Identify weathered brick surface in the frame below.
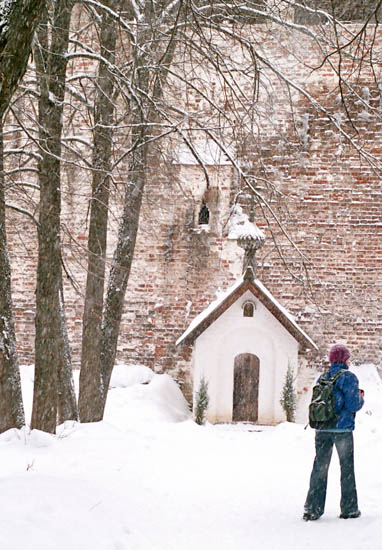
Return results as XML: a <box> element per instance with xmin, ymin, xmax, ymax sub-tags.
<box><xmin>5</xmin><ymin>20</ymin><xmax>382</xmax><ymax>397</ymax></box>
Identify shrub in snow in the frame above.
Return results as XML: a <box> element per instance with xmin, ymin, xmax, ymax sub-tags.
<box><xmin>280</xmin><ymin>366</ymin><xmax>297</xmax><ymax>423</ymax></box>
<box><xmin>194</xmin><ymin>377</ymin><xmax>210</xmax><ymax>425</ymax></box>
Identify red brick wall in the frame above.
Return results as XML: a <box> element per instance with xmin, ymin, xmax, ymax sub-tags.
<box><xmin>5</xmin><ymin>20</ymin><xmax>382</xmax><ymax>397</ymax></box>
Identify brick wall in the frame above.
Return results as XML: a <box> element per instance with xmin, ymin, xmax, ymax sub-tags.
<box><xmin>5</xmin><ymin>19</ymin><xmax>382</xmax><ymax>396</ymax></box>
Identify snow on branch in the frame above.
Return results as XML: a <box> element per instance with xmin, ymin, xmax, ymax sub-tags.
<box><xmin>80</xmin><ymin>0</ymin><xmax>134</xmax><ymax>38</ymax></box>
<box><xmin>0</xmin><ymin>0</ymin><xmax>13</xmax><ymax>37</ymax></box>
<box><xmin>5</xmin><ymin>203</ymin><xmax>39</xmax><ymax>225</ymax></box>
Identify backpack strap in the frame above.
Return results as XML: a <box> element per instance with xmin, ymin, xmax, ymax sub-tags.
<box><xmin>329</xmin><ymin>369</ymin><xmax>347</xmax><ymax>413</ymax></box>
<box><xmin>328</xmin><ymin>369</ymin><xmax>347</xmax><ymax>385</ymax></box>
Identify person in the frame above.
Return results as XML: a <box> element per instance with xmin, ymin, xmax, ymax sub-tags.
<box><xmin>303</xmin><ymin>343</ymin><xmax>364</xmax><ymax>521</ymax></box>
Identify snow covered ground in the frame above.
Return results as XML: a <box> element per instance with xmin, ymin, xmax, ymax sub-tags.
<box><xmin>1</xmin><ymin>362</ymin><xmax>381</xmax><ymax>550</ymax></box>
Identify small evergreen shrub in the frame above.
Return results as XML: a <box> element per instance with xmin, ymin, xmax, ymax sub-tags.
<box><xmin>195</xmin><ymin>376</ymin><xmax>210</xmax><ymax>425</ymax></box>
<box><xmin>280</xmin><ymin>366</ymin><xmax>297</xmax><ymax>422</ymax></box>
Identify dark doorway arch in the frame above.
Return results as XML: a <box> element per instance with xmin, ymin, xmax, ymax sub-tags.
<box><xmin>233</xmin><ymin>353</ymin><xmax>260</xmax><ymax>422</ymax></box>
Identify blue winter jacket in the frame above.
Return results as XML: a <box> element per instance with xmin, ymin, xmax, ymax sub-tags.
<box><xmin>317</xmin><ymin>362</ymin><xmax>364</xmax><ymax>431</ymax></box>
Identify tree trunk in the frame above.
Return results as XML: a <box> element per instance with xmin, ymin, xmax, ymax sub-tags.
<box><xmin>0</xmin><ymin>0</ymin><xmax>44</xmax><ymax>432</ymax></box>
<box><xmin>57</xmin><ymin>279</ymin><xmax>78</xmax><ymax>424</ymax></box>
<box><xmin>0</xmin><ymin>0</ymin><xmax>45</xmax><ymax>121</ymax></box>
<box><xmin>78</xmin><ymin>0</ymin><xmax>122</xmax><ymax>422</ymax></box>
<box><xmin>99</xmin><ymin>138</ymin><xmax>147</xmax><ymax>415</ymax></box>
<box><xmin>95</xmin><ymin>2</ymin><xmax>173</xmax><ymax>417</ymax></box>
<box><xmin>31</xmin><ymin>0</ymin><xmax>74</xmax><ymax>433</ymax></box>
<box><xmin>0</xmin><ymin>126</ymin><xmax>25</xmax><ymax>432</ymax></box>
<box><xmin>98</xmin><ymin>2</ymin><xmax>176</xmax><ymax>415</ymax></box>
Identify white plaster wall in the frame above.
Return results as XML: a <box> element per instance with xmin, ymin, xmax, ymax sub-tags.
<box><xmin>193</xmin><ymin>290</ymin><xmax>299</xmax><ymax>425</ymax></box>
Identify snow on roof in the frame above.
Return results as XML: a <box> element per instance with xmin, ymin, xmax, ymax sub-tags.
<box><xmin>176</xmin><ymin>268</ymin><xmax>318</xmax><ymax>350</ymax></box>
<box><xmin>253</xmin><ymin>279</ymin><xmax>318</xmax><ymax>350</ymax></box>
<box><xmin>176</xmin><ymin>276</ymin><xmax>244</xmax><ymax>346</ymax></box>
<box><xmin>227</xmin><ymin>205</ymin><xmax>266</xmax><ymax>242</ymax></box>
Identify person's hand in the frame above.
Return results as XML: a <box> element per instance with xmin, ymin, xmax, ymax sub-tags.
<box><xmin>359</xmin><ymin>389</ymin><xmax>365</xmax><ymax>398</ymax></box>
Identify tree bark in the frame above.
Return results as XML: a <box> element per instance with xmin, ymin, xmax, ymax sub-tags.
<box><xmin>31</xmin><ymin>0</ymin><xmax>75</xmax><ymax>433</ymax></box>
<box><xmin>0</xmin><ymin>126</ymin><xmax>25</xmax><ymax>432</ymax></box>
<box><xmin>80</xmin><ymin>0</ymin><xmax>177</xmax><ymax>418</ymax></box>
<box><xmin>57</xmin><ymin>279</ymin><xmax>78</xmax><ymax>424</ymax></box>
<box><xmin>0</xmin><ymin>0</ymin><xmax>46</xmax><ymax>120</ymax></box>
<box><xmin>78</xmin><ymin>0</ymin><xmax>122</xmax><ymax>423</ymax></box>
<box><xmin>0</xmin><ymin>0</ymin><xmax>44</xmax><ymax>432</ymax></box>
<box><xmin>98</xmin><ymin>5</ymin><xmax>154</xmax><ymax>414</ymax></box>
<box><xmin>99</xmin><ymin>134</ymin><xmax>148</xmax><ymax>415</ymax></box>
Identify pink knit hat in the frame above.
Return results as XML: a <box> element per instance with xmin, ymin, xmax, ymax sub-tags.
<box><xmin>329</xmin><ymin>344</ymin><xmax>351</xmax><ymax>364</ymax></box>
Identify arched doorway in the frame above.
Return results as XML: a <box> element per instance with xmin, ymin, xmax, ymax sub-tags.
<box><xmin>232</xmin><ymin>353</ymin><xmax>260</xmax><ymax>422</ymax></box>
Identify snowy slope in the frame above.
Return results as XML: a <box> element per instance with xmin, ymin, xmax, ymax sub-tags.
<box><xmin>0</xmin><ymin>363</ymin><xmax>381</xmax><ymax>550</ymax></box>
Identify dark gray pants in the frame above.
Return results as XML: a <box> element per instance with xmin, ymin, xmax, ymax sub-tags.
<box><xmin>304</xmin><ymin>431</ymin><xmax>359</xmax><ymax>517</ymax></box>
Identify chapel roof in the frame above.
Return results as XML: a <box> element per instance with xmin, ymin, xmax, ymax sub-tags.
<box><xmin>176</xmin><ymin>267</ymin><xmax>318</xmax><ymax>351</ymax></box>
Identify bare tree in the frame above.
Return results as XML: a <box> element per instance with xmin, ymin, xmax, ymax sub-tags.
<box><xmin>0</xmin><ymin>0</ymin><xmax>46</xmax><ymax>432</ymax></box>
<box><xmin>77</xmin><ymin>0</ymin><xmax>382</xmax><ymax>420</ymax></box>
<box><xmin>57</xmin><ymin>281</ymin><xmax>78</xmax><ymax>424</ymax></box>
<box><xmin>2</xmin><ymin>0</ymin><xmax>382</xmax><ymax>429</ymax></box>
<box><xmin>31</xmin><ymin>0</ymin><xmax>77</xmax><ymax>433</ymax></box>
<box><xmin>80</xmin><ymin>0</ymin><xmax>182</xmax><ymax>419</ymax></box>
<box><xmin>0</xmin><ymin>0</ymin><xmax>46</xmax><ymax>120</ymax></box>
<box><xmin>78</xmin><ymin>0</ymin><xmax>124</xmax><ymax>423</ymax></box>
<box><xmin>0</xmin><ymin>125</ymin><xmax>25</xmax><ymax>432</ymax></box>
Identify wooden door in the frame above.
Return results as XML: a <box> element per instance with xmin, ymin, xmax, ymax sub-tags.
<box><xmin>233</xmin><ymin>353</ymin><xmax>259</xmax><ymax>423</ymax></box>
